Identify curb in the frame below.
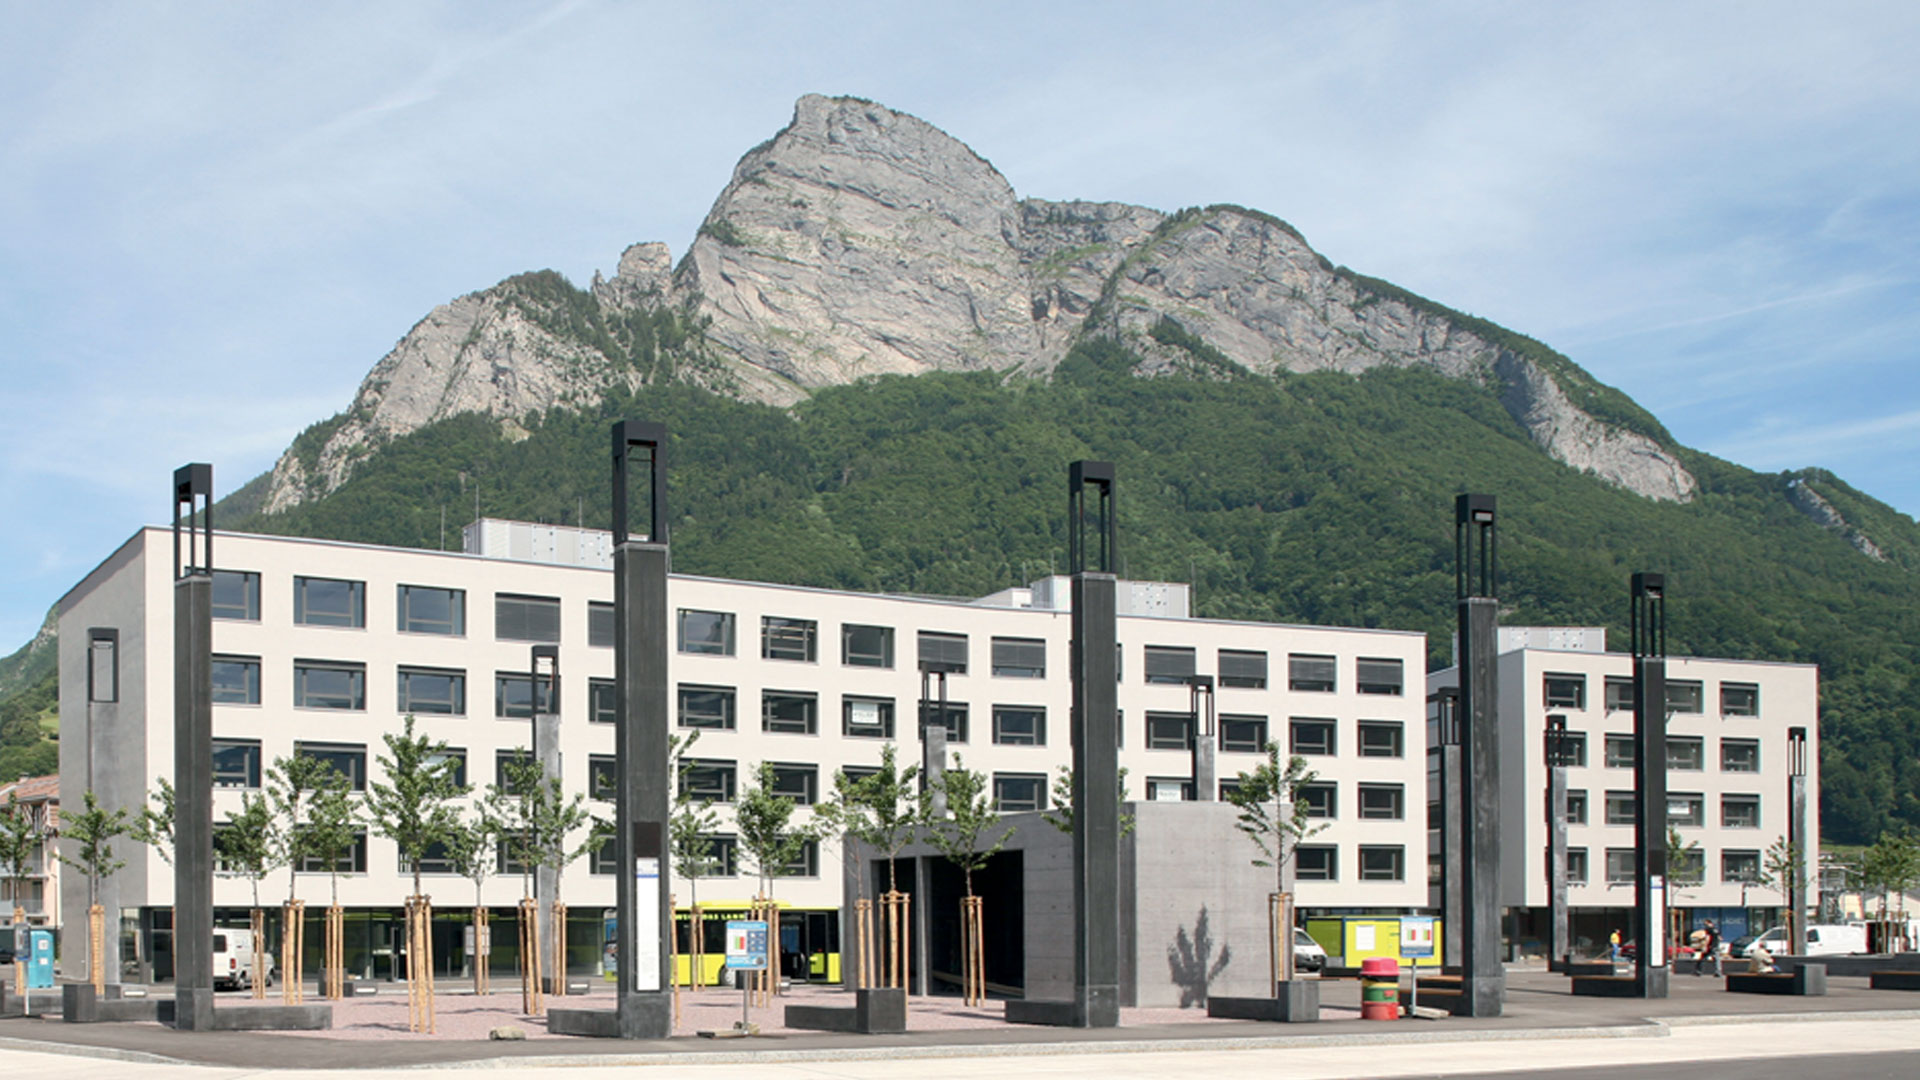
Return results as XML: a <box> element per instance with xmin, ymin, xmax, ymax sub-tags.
<box><xmin>0</xmin><ymin>1035</ymin><xmax>190</xmax><ymax>1067</ymax></box>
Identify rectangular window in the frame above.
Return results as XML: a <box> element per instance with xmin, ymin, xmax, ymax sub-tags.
<box><xmin>918</xmin><ymin>631</ymin><xmax>968</xmax><ymax>674</ymax></box>
<box><xmin>1668</xmin><ymin>792</ymin><xmax>1705</xmax><ymax>828</ymax></box>
<box><xmin>776</xmin><ymin>840</ymin><xmax>819</xmax><ymax>878</ymax></box>
<box><xmin>590</xmin><ymin>679</ymin><xmax>616</xmax><ymax>725</ymax></box>
<box><xmin>1357</xmin><ymin>721</ymin><xmax>1404</xmax><ymax>758</ymax></box>
<box><xmin>1721</xmin><ymin>682</ymin><xmax>1759</xmax><ymax>716</ymax></box>
<box><xmin>1667</xmin><ymin>736</ymin><xmax>1704</xmax><ymax>771</ymax></box>
<box><xmin>921</xmin><ymin>701</ymin><xmax>969</xmax><ymax>744</ymax></box>
<box><xmin>770</xmin><ymin>764</ymin><xmax>817</xmax><ymax>805</ymax></box>
<box><xmin>678</xmin><ymin>685</ymin><xmax>737</xmax><ymax>730</ymax></box>
<box><xmin>211</xmin><ymin>569</ymin><xmax>260</xmax><ymax>621</ymax></box>
<box><xmin>680</xmin><ymin>759</ymin><xmax>737</xmax><ymax>803</ymax></box>
<box><xmin>992</xmin><ymin>706</ymin><xmax>1046</xmax><ymax>746</ymax></box>
<box><xmin>296</xmin><ymin>742</ymin><xmax>368</xmax><ymax>791</ymax></box>
<box><xmin>588</xmin><ymin>602</ymin><xmax>615</xmax><ymax>648</ymax></box>
<box><xmin>993</xmin><ymin>773</ymin><xmax>1047</xmax><ymax>812</ymax></box>
<box><xmin>496</xmin><ymin>834</ymin><xmax>529</xmax><ymax>877</ymax></box>
<box><xmin>1567</xmin><ymin>847</ymin><xmax>1589</xmax><ymax>884</ymax></box>
<box><xmin>1721</xmin><ymin>738</ymin><xmax>1760</xmax><ymax>773</ymax></box>
<box><xmin>295</xmin><ymin>576</ymin><xmax>365</xmax><ymax>628</ymax></box>
<box><xmin>1673</xmin><ymin>848</ymin><xmax>1705</xmax><ymax>884</ymax></box>
<box><xmin>411</xmin><ymin>840</ymin><xmax>457</xmax><ymax>876</ymax></box>
<box><xmin>1148</xmin><ymin>777</ymin><xmax>1194</xmax><ymax>801</ymax></box>
<box><xmin>494</xmin><ymin>750</ymin><xmax>536</xmax><ymax>794</ymax></box>
<box><xmin>1604</xmin><ymin>734</ymin><xmax>1635</xmax><ymax>768</ymax></box>
<box><xmin>1605</xmin><ymin>848</ymin><xmax>1637</xmax><ymax>884</ymax></box>
<box><xmin>1604</xmin><ymin>677</ymin><xmax>1635</xmax><ymax>712</ymax></box>
<box><xmin>425</xmin><ymin>748</ymin><xmax>467</xmax><ymax>788</ymax></box>
<box><xmin>300</xmin><ymin>830</ymin><xmax>367</xmax><ymax>874</ymax></box>
<box><xmin>1566</xmin><ymin>790</ymin><xmax>1588</xmax><ymax>825</ymax></box>
<box><xmin>762</xmin><ymin>691</ymin><xmax>818</xmax><ymax>735</ymax></box>
<box><xmin>1544</xmin><ymin>673</ymin><xmax>1586</xmax><ymax>709</ymax></box>
<box><xmin>494</xmin><ymin>673</ymin><xmax>555</xmax><ymax>719</ymax></box>
<box><xmin>1722</xmin><ymin>849</ymin><xmax>1762</xmax><ymax>883</ymax></box>
<box><xmin>212</xmin><ymin>655</ymin><xmax>261</xmax><ymax>705</ymax></box>
<box><xmin>591</xmin><ymin>836</ymin><xmax>619</xmax><ymax>876</ymax></box>
<box><xmin>88</xmin><ymin>629</ymin><xmax>118</xmax><ymax>703</ymax></box>
<box><xmin>1722</xmin><ymin>794</ymin><xmax>1761</xmax><ymax>829</ymax></box>
<box><xmin>1288</xmin><ymin>654</ymin><xmax>1336</xmax><ymax>693</ymax></box>
<box><xmin>589</xmin><ymin>755</ymin><xmax>617</xmax><ymax>802</ymax></box>
<box><xmin>1296</xmin><ymin>845</ymin><xmax>1337</xmax><ymax>881</ymax></box>
<box><xmin>678</xmin><ymin>609</ymin><xmax>735</xmax><ymax>655</ymax></box>
<box><xmin>1143</xmin><ymin>646</ymin><xmax>1196</xmax><ymax>685</ymax></box>
<box><xmin>1667</xmin><ymin>680</ymin><xmax>1704</xmax><ymax>714</ymax></box>
<box><xmin>212</xmin><ymin>739</ymin><xmax>262</xmax><ymax>788</ymax></box>
<box><xmin>1358</xmin><ymin>784</ymin><xmax>1405</xmax><ymax>820</ymax></box>
<box><xmin>1557</xmin><ymin>732</ymin><xmax>1590</xmax><ymax>768</ymax></box>
<box><xmin>295</xmin><ymin>660</ymin><xmax>365</xmax><ymax>711</ymax></box>
<box><xmin>1356</xmin><ymin>658</ymin><xmax>1404</xmax><ymax>696</ymax></box>
<box><xmin>397</xmin><ymin>585</ymin><xmax>464</xmax><ymax>636</ymax></box>
<box><xmin>762</xmin><ymin>616</ymin><xmax>818</xmax><ymax>662</ymax></box>
<box><xmin>842</xmin><ymin>624</ymin><xmax>893</xmax><ymax>668</ymax></box>
<box><xmin>990</xmin><ymin>637</ymin><xmax>1047</xmax><ymax>678</ymax></box>
<box><xmin>1220</xmin><ymin>715</ymin><xmax>1268</xmax><ymax>754</ymax></box>
<box><xmin>1605</xmin><ymin>790</ymin><xmax>1637</xmax><ymax>826</ymax></box>
<box><xmin>1298</xmin><ymin>782</ymin><xmax>1337</xmax><ymax>819</ymax></box>
<box><xmin>1146</xmin><ymin>711</ymin><xmax>1192</xmax><ymax>750</ymax></box>
<box><xmin>495</xmin><ymin>594</ymin><xmax>560</xmax><ymax>643</ymax></box>
<box><xmin>397</xmin><ymin>667</ymin><xmax>465</xmax><ymax>715</ymax></box>
<box><xmin>1290</xmin><ymin>718</ymin><xmax>1336</xmax><ymax>756</ymax></box>
<box><xmin>693</xmin><ymin>836</ymin><xmax>739</xmax><ymax>877</ymax></box>
<box><xmin>1359</xmin><ymin>846</ymin><xmax>1405</xmax><ymax>881</ymax></box>
<box><xmin>844</xmin><ymin>697</ymin><xmax>895</xmax><ymax>739</ymax></box>
<box><xmin>1217</xmin><ymin>649</ymin><xmax>1268</xmax><ymax>689</ymax></box>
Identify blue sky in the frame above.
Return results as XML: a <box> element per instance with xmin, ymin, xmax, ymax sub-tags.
<box><xmin>4</xmin><ymin>1</ymin><xmax>1919</xmax><ymax>653</ymax></box>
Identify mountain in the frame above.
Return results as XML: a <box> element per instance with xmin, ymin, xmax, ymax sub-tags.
<box><xmin>11</xmin><ymin>95</ymin><xmax>1919</xmax><ymax>841</ymax></box>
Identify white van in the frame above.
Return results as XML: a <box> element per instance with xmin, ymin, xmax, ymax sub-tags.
<box><xmin>1293</xmin><ymin>929</ymin><xmax>1328</xmax><ymax>974</ymax></box>
<box><xmin>1739</xmin><ymin>924</ymin><xmax>1866</xmax><ymax>958</ymax></box>
<box><xmin>212</xmin><ymin>931</ymin><xmax>275</xmax><ymax>990</ymax></box>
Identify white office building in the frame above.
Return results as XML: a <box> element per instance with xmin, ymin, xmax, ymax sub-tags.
<box><xmin>58</xmin><ymin>521</ymin><xmax>1430</xmax><ymax>984</ymax></box>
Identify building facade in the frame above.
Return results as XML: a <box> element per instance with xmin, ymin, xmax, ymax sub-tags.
<box><xmin>59</xmin><ymin>522</ymin><xmax>1430</xmax><ymax>983</ymax></box>
<box><xmin>0</xmin><ymin>774</ymin><xmax>59</xmax><ymax>932</ymax></box>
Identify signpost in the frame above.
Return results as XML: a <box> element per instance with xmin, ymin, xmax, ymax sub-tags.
<box><xmin>1401</xmin><ymin>916</ymin><xmax>1436</xmax><ymax>1016</ymax></box>
<box><xmin>724</xmin><ymin>920</ymin><xmax>768</xmax><ymax>1036</ymax></box>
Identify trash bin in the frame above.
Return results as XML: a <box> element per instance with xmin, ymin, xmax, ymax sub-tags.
<box><xmin>1359</xmin><ymin>956</ymin><xmax>1399</xmax><ymax>1021</ymax></box>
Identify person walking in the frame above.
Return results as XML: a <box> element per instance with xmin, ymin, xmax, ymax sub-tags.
<box><xmin>1609</xmin><ymin>929</ymin><xmax>1622</xmax><ymax>963</ymax></box>
<box><xmin>1688</xmin><ymin>924</ymin><xmax>1709</xmax><ymax>974</ymax></box>
<box><xmin>1700</xmin><ymin>920</ymin><xmax>1723</xmax><ymax>976</ymax></box>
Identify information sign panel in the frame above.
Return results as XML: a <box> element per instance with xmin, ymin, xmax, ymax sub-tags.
<box><xmin>725</xmin><ymin>920</ymin><xmax>769</xmax><ymax>971</ymax></box>
<box><xmin>634</xmin><ymin>857</ymin><xmax>661</xmax><ymax>991</ymax></box>
<box><xmin>1401</xmin><ymin>916</ymin><xmax>1437</xmax><ymax>959</ymax></box>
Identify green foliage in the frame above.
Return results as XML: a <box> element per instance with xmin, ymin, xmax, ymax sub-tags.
<box><xmin>0</xmin><ymin>793</ymin><xmax>45</xmax><ymax>898</ymax></box>
<box><xmin>226</xmin><ymin>337</ymin><xmax>1920</xmax><ymax>845</ymax></box>
<box><xmin>923</xmin><ymin>756</ymin><xmax>1014</xmax><ymax>898</ymax></box>
<box><xmin>444</xmin><ymin>804</ymin><xmax>501</xmax><ymax>908</ymax></box>
<box><xmin>1859</xmin><ymin>827</ymin><xmax>1920</xmax><ymax>917</ymax></box>
<box><xmin>59</xmin><ymin>791</ymin><xmax>132</xmax><ymax>906</ymax></box>
<box><xmin>1042</xmin><ymin>764</ymin><xmax>1135</xmax><ymax>837</ymax></box>
<box><xmin>1761</xmin><ymin>836</ymin><xmax>1805</xmax><ymax>904</ymax></box>
<box><xmin>490</xmin><ymin>749</ymin><xmax>593</xmax><ymax>902</ymax></box>
<box><xmin>1667</xmin><ymin>825</ymin><xmax>1704</xmax><ymax>889</ymax></box>
<box><xmin>215</xmin><ymin>792</ymin><xmax>278</xmax><ymax>908</ymax></box>
<box><xmin>269</xmin><ymin>753</ymin><xmax>350</xmax><ymax>902</ymax></box>
<box><xmin>735</xmin><ymin>760</ymin><xmax>822</xmax><ymax>896</ymax></box>
<box><xmin>302</xmin><ymin>780</ymin><xmax>361</xmax><ymax>906</ymax></box>
<box><xmin>669</xmin><ymin>731</ymin><xmax>721</xmax><ymax>905</ymax></box>
<box><xmin>820</xmin><ymin>742</ymin><xmax>920</xmax><ymax>895</ymax></box>
<box><xmin>1225</xmin><ymin>744</ymin><xmax>1326</xmax><ymax>890</ymax></box>
<box><xmin>1147</xmin><ymin>316</ymin><xmax>1248</xmax><ymax>379</ymax></box>
<box><xmin>698</xmin><ymin>219</ymin><xmax>749</xmax><ymax>248</ymax></box>
<box><xmin>367</xmin><ymin>715</ymin><xmax>468</xmax><ymax>895</ymax></box>
<box><xmin>0</xmin><ymin>667</ymin><xmax>57</xmax><ymax>784</ymax></box>
<box><xmin>130</xmin><ymin>778</ymin><xmax>177</xmax><ymax>868</ymax></box>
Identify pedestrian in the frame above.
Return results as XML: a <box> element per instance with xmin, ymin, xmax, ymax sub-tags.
<box><xmin>1748</xmin><ymin>940</ymin><xmax>1774</xmax><ymax>974</ymax></box>
<box><xmin>1609</xmin><ymin>928</ymin><xmax>1622</xmax><ymax>963</ymax></box>
<box><xmin>1688</xmin><ymin>924</ymin><xmax>1709</xmax><ymax>974</ymax></box>
<box><xmin>1700</xmin><ymin>921</ymin><xmax>1723</xmax><ymax>976</ymax></box>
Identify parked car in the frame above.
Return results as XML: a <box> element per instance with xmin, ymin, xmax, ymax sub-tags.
<box><xmin>1293</xmin><ymin>929</ymin><xmax>1327</xmax><ymax>973</ymax></box>
<box><xmin>1736</xmin><ymin>924</ymin><xmax>1866</xmax><ymax>958</ymax></box>
<box><xmin>213</xmin><ymin>931</ymin><xmax>275</xmax><ymax>991</ymax></box>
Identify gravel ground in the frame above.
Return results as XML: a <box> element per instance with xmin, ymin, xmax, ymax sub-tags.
<box><xmin>245</xmin><ymin>983</ymin><xmax>1359</xmax><ymax>1041</ymax></box>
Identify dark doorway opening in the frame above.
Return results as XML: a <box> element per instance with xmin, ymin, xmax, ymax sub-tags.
<box><xmin>926</xmin><ymin>850</ymin><xmax>1024</xmax><ymax>998</ymax></box>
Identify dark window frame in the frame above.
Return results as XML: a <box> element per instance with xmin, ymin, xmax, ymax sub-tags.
<box><xmin>397</xmin><ymin>584</ymin><xmax>465</xmax><ymax>636</ymax></box>
<box><xmin>295</xmin><ymin>576</ymin><xmax>366</xmax><ymax>629</ymax></box>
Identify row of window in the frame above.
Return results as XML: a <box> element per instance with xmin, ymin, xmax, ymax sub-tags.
<box><xmin>1549</xmin><ymin>733</ymin><xmax>1764</xmax><ymax>773</ymax></box>
<box><xmin>1544</xmin><ymin>847</ymin><xmax>1777</xmax><ymax>886</ymax></box>
<box><xmin>1543</xmin><ymin>674</ymin><xmax>1761</xmax><ymax>717</ymax></box>
<box><xmin>1589</xmin><ymin>790</ymin><xmax>1765</xmax><ymax>829</ymax></box>
<box><xmin>219</xmin><ymin>828</ymin><xmax>820</xmax><ymax>880</ymax></box>
<box><xmin>1290</xmin><ymin>845</ymin><xmax>1407</xmax><ymax>882</ymax></box>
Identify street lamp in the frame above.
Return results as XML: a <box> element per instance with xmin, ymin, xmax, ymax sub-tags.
<box><xmin>1187</xmin><ymin>675</ymin><xmax>1216</xmax><ymax>802</ymax></box>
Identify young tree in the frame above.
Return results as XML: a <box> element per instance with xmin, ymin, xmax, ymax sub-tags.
<box><xmin>735</xmin><ymin>760</ymin><xmax>824</xmax><ymax>996</ymax></box>
<box><xmin>922</xmin><ymin>757</ymin><xmax>1013</xmax><ymax>1006</ymax></box>
<box><xmin>129</xmin><ymin>778</ymin><xmax>177</xmax><ymax>867</ymax></box>
<box><xmin>216</xmin><ymin>792</ymin><xmax>279</xmax><ymax>997</ymax></box>
<box><xmin>1761</xmin><ymin>836</ymin><xmax>1806</xmax><ymax>947</ymax></box>
<box><xmin>1041</xmin><ymin>764</ymin><xmax>1135</xmax><ymax>837</ymax></box>
<box><xmin>492</xmin><ymin>750</ymin><xmax>592</xmax><ymax>1008</ymax></box>
<box><xmin>1862</xmin><ymin>828</ymin><xmax>1920</xmax><ymax>951</ymax></box>
<box><xmin>269</xmin><ymin>754</ymin><xmax>345</xmax><ymax>999</ymax></box>
<box><xmin>300</xmin><ymin>779</ymin><xmax>360</xmax><ymax>999</ymax></box>
<box><xmin>819</xmin><ymin>744</ymin><xmax>919</xmax><ymax>991</ymax></box>
<box><xmin>365</xmin><ymin>715</ymin><xmax>466</xmax><ymax>1031</ymax></box>
<box><xmin>55</xmin><ymin>791</ymin><xmax>131</xmax><ymax>992</ymax></box>
<box><xmin>667</xmin><ymin>733</ymin><xmax>720</xmax><ymax>987</ymax></box>
<box><xmin>444</xmin><ymin>802</ymin><xmax>501</xmax><ymax>994</ymax></box>
<box><xmin>1666</xmin><ymin>825</ymin><xmax>1703</xmax><ymax>953</ymax></box>
<box><xmin>1225</xmin><ymin>743</ymin><xmax>1326</xmax><ymax>989</ymax></box>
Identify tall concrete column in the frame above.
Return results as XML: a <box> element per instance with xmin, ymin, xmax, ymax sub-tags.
<box><xmin>1454</xmin><ymin>494</ymin><xmax>1504</xmax><ymax>1016</ymax></box>
<box><xmin>1546</xmin><ymin>714</ymin><xmax>1571</xmax><ymax>970</ymax></box>
<box><xmin>1787</xmin><ymin>728</ymin><xmax>1809</xmax><ymax>957</ymax></box>
<box><xmin>531</xmin><ymin>645</ymin><xmax>561</xmax><ymax>993</ymax></box>
<box><xmin>1188</xmin><ymin>676</ymin><xmax>1216</xmax><ymax>802</ymax></box>
<box><xmin>1630</xmin><ymin>573</ymin><xmax>1670</xmax><ymax>999</ymax></box>
<box><xmin>552</xmin><ymin>421</ymin><xmax>670</xmax><ymax>1039</ymax></box>
<box><xmin>172</xmin><ymin>465</ymin><xmax>216</xmax><ymax>1031</ymax></box>
<box><xmin>1434</xmin><ymin>689</ymin><xmax>1463</xmax><ymax>971</ymax></box>
<box><xmin>919</xmin><ymin>668</ymin><xmax>952</xmax><ymax>818</ymax></box>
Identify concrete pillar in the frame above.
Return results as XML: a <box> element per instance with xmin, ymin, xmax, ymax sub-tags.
<box><xmin>1436</xmin><ymin>690</ymin><xmax>1463</xmax><ymax>971</ymax></box>
<box><xmin>1631</xmin><ymin>572</ymin><xmax>1670</xmax><ymax>999</ymax></box>
<box><xmin>1788</xmin><ymin>728</ymin><xmax>1809</xmax><ymax>957</ymax></box>
<box><xmin>920</xmin><ymin>670</ymin><xmax>950</xmax><ymax>818</ymax></box>
<box><xmin>1454</xmin><ymin>494</ymin><xmax>1503</xmax><ymax>1017</ymax></box>
<box><xmin>1189</xmin><ymin>677</ymin><xmax>1216</xmax><ymax>802</ymax></box>
<box><xmin>1071</xmin><ymin>571</ymin><xmax>1120</xmax><ymax>1027</ymax></box>
<box><xmin>1546</xmin><ymin>716</ymin><xmax>1570</xmax><ymax>968</ymax></box>
<box><xmin>171</xmin><ymin>465</ymin><xmax>216</xmax><ymax>1031</ymax></box>
<box><xmin>532</xmin><ymin>646</ymin><xmax>561</xmax><ymax>993</ymax></box>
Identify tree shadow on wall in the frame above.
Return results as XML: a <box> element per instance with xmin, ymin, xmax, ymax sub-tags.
<box><xmin>1167</xmin><ymin>906</ymin><xmax>1232</xmax><ymax>1008</ymax></box>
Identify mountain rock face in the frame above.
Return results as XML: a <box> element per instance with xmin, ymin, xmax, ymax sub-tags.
<box><xmin>262</xmin><ymin>93</ymin><xmax>1697</xmax><ymax>512</ymax></box>
<box><xmin>1788</xmin><ymin>477</ymin><xmax>1887</xmax><ymax>561</ymax></box>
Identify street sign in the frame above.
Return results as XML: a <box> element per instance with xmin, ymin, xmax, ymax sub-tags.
<box><xmin>725</xmin><ymin>920</ymin><xmax>768</xmax><ymax>971</ymax></box>
<box><xmin>634</xmin><ymin>856</ymin><xmax>661</xmax><ymax>991</ymax></box>
<box><xmin>1401</xmin><ymin>916</ymin><xmax>1437</xmax><ymax>959</ymax></box>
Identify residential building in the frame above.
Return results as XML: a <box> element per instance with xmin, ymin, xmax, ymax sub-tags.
<box><xmin>0</xmin><ymin>774</ymin><xmax>59</xmax><ymax>930</ymax></box>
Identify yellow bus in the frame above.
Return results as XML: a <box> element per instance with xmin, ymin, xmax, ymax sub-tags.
<box><xmin>603</xmin><ymin>903</ymin><xmax>843</xmax><ymax>986</ymax></box>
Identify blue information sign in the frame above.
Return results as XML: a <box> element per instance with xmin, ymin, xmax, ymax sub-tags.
<box><xmin>725</xmin><ymin>919</ymin><xmax>768</xmax><ymax>971</ymax></box>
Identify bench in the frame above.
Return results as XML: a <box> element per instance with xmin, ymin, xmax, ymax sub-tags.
<box><xmin>1570</xmin><ymin>975</ymin><xmax>1641</xmax><ymax>997</ymax></box>
<box><xmin>1206</xmin><ymin>980</ymin><xmax>1320</xmax><ymax>1023</ymax></box>
<box><xmin>784</xmin><ymin>988</ymin><xmax>906</xmax><ymax>1034</ymax></box>
<box><xmin>1869</xmin><ymin>970</ymin><xmax>1920</xmax><ymax>991</ymax></box>
<box><xmin>1726</xmin><ymin>963</ymin><xmax>1826</xmax><ymax>996</ymax></box>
